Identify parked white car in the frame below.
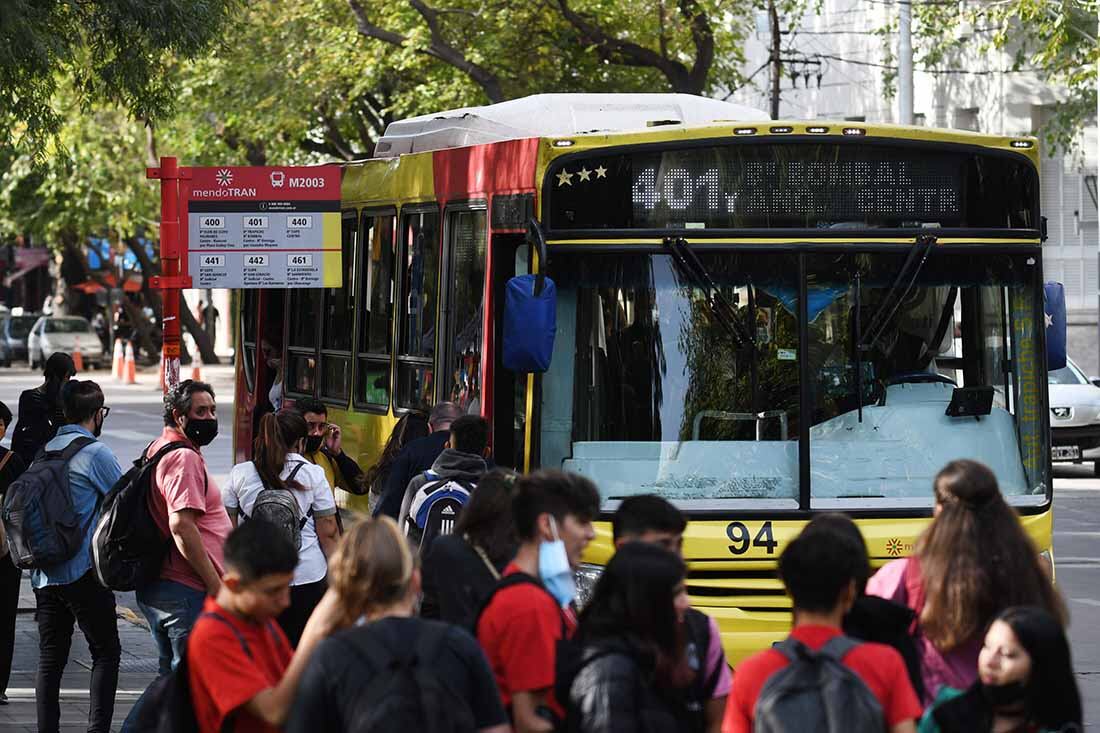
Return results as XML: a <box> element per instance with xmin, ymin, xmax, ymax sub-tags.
<box><xmin>1048</xmin><ymin>357</ymin><xmax>1100</xmax><ymax>474</ymax></box>
<box><xmin>27</xmin><ymin>316</ymin><xmax>105</xmax><ymax>370</ymax></box>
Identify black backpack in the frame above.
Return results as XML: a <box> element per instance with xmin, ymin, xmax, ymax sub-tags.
<box><xmin>2</xmin><ymin>436</ymin><xmax>96</xmax><ymax>569</ymax></box>
<box><xmin>345</xmin><ymin>621</ymin><xmax>477</xmax><ymax>733</ymax></box>
<box><xmin>752</xmin><ymin>635</ymin><xmax>885</xmax><ymax>733</ymax></box>
<box><xmin>239</xmin><ymin>462</ymin><xmax>310</xmax><ymax>549</ymax></box>
<box><xmin>90</xmin><ymin>441</ymin><xmax>197</xmax><ymax>591</ymax></box>
<box><xmin>132</xmin><ymin>611</ymin><xmax>286</xmax><ymax>733</ymax></box>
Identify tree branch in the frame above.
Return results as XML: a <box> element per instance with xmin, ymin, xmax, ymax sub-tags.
<box><xmin>347</xmin><ymin>0</ymin><xmax>506</xmax><ymax>102</ymax></box>
<box><xmin>678</xmin><ymin>0</ymin><xmax>714</xmax><ymax>92</ymax></box>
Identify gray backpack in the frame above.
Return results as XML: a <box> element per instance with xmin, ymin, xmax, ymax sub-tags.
<box><xmin>753</xmin><ymin>636</ymin><xmax>885</xmax><ymax>733</ymax></box>
<box><xmin>240</xmin><ymin>462</ymin><xmax>311</xmax><ymax>549</ymax></box>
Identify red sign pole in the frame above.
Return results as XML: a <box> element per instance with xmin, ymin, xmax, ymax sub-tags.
<box><xmin>147</xmin><ymin>156</ymin><xmax>192</xmax><ymax>393</ymax></box>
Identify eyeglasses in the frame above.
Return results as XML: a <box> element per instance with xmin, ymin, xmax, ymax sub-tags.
<box><xmin>99</xmin><ymin>406</ymin><xmax>111</xmax><ymax>419</ymax></box>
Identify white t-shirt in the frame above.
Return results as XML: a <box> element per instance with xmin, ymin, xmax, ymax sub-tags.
<box><xmin>222</xmin><ymin>454</ymin><xmax>336</xmax><ymax>586</ymax></box>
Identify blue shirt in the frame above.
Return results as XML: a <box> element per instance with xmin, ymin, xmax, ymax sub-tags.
<box><xmin>31</xmin><ymin>425</ymin><xmax>124</xmax><ymax>589</ymax></box>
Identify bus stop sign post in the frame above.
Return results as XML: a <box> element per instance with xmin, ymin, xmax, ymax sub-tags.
<box><xmin>147</xmin><ymin>156</ymin><xmax>193</xmax><ymax>393</ymax></box>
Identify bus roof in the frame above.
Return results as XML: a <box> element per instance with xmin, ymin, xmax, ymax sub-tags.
<box><xmin>373</xmin><ymin>93</ymin><xmax>768</xmax><ymax>158</ymax></box>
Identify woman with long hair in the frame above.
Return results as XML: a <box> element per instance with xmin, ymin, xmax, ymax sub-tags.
<box><xmin>919</xmin><ymin>606</ymin><xmax>1082</xmax><ymax>733</ymax></box>
<box><xmin>559</xmin><ymin>542</ymin><xmax>692</xmax><ymax>733</ymax></box>
<box><xmin>284</xmin><ymin>517</ymin><xmax>509</xmax><ymax>733</ymax></box>
<box><xmin>867</xmin><ymin>459</ymin><xmax>1067</xmax><ymax>705</ymax></box>
<box><xmin>12</xmin><ymin>352</ymin><xmax>75</xmax><ymax>465</ymax></box>
<box><xmin>421</xmin><ymin>468</ymin><xmax>518</xmax><ymax>628</ymax></box>
<box><xmin>222</xmin><ymin>410</ymin><xmax>340</xmax><ymax>645</ymax></box>
<box><xmin>363</xmin><ymin>409</ymin><xmax>429</xmax><ymax>513</ymax></box>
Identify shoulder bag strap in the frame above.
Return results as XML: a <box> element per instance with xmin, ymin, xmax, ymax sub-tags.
<box><xmin>59</xmin><ymin>435</ymin><xmax>97</xmax><ymax>461</ymax></box>
<box><xmin>466</xmin><ymin>535</ymin><xmax>502</xmax><ymax>581</ymax></box>
<box><xmin>0</xmin><ymin>451</ymin><xmax>14</xmax><ymax>476</ymax></box>
<box><xmin>200</xmin><ymin>612</ymin><xmax>253</xmax><ymax>660</ymax></box>
<box><xmin>818</xmin><ymin>634</ymin><xmax>860</xmax><ymax>662</ymax></box>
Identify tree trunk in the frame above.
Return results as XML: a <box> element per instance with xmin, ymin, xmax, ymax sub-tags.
<box><xmin>124</xmin><ymin>236</ymin><xmax>219</xmax><ymax>365</ymax></box>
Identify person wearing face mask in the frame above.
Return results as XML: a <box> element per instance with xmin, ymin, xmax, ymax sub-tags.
<box><xmin>294</xmin><ymin>398</ymin><xmax>367</xmax><ymax>516</ymax></box>
<box><xmin>29</xmin><ymin>380</ymin><xmax>123</xmax><ymax>733</ymax></box>
<box><xmin>475</xmin><ymin>469</ymin><xmax>599</xmax><ymax>733</ymax></box>
<box><xmin>122</xmin><ymin>379</ymin><xmax>233</xmax><ymax>733</ymax></box>
<box><xmin>918</xmin><ymin>606</ymin><xmax>1082</xmax><ymax>733</ymax></box>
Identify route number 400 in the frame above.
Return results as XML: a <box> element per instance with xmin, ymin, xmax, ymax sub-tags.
<box><xmin>726</xmin><ymin>521</ymin><xmax>779</xmax><ymax>555</ymax></box>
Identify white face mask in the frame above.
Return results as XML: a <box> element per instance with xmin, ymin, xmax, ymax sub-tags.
<box><xmin>538</xmin><ymin>515</ymin><xmax>576</xmax><ymax>608</ymax></box>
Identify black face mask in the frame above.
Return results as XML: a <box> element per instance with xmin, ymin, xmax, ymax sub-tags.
<box><xmin>183</xmin><ymin>418</ymin><xmax>218</xmax><ymax>447</ymax></box>
<box><xmin>305</xmin><ymin>435</ymin><xmax>323</xmax><ymax>454</ymax></box>
<box><xmin>979</xmin><ymin>679</ymin><xmax>1029</xmax><ymax>708</ymax></box>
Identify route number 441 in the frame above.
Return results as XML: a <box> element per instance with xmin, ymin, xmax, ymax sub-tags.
<box><xmin>726</xmin><ymin>521</ymin><xmax>779</xmax><ymax>555</ymax></box>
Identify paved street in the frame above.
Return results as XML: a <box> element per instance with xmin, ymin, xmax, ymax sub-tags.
<box><xmin>0</xmin><ymin>362</ymin><xmax>235</xmax><ymax>731</ymax></box>
<box><xmin>0</xmin><ymin>363</ymin><xmax>1096</xmax><ymax>727</ymax></box>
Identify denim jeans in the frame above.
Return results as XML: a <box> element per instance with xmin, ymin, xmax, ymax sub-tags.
<box><xmin>120</xmin><ymin>579</ymin><xmax>205</xmax><ymax>732</ymax></box>
<box><xmin>33</xmin><ymin>570</ymin><xmax>121</xmax><ymax>733</ymax></box>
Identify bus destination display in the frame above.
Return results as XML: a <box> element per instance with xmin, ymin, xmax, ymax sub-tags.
<box><xmin>547</xmin><ymin>142</ymin><xmax>1038</xmax><ymax>232</ymax></box>
<box><xmin>185</xmin><ymin>166</ymin><xmax>342</xmax><ymax>289</ymax></box>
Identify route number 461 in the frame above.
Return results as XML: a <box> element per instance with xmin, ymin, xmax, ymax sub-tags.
<box><xmin>726</xmin><ymin>521</ymin><xmax>779</xmax><ymax>555</ymax></box>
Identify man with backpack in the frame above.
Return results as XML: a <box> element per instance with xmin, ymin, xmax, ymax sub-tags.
<box><xmin>19</xmin><ymin>380</ymin><xmax>122</xmax><ymax>733</ymax></box>
<box><xmin>399</xmin><ymin>414</ymin><xmax>490</xmax><ymax>550</ymax></box>
<box><xmin>186</xmin><ymin>520</ymin><xmax>343</xmax><ymax>732</ymax></box>
<box><xmin>476</xmin><ymin>470</ymin><xmax>599</xmax><ymax>733</ymax></box>
<box><xmin>612</xmin><ymin>496</ymin><xmax>731</xmax><ymax>733</ymax></box>
<box><xmin>375</xmin><ymin>401</ymin><xmax>463</xmax><ymax>519</ymax></box>
<box><xmin>122</xmin><ymin>379</ymin><xmax>233</xmax><ymax>733</ymax></box>
<box><xmin>721</xmin><ymin>521</ymin><xmax>921</xmax><ymax>733</ymax></box>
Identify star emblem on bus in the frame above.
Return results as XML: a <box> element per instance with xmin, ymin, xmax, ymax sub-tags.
<box><xmin>595</xmin><ymin>165</ymin><xmax>607</xmax><ymax>178</ymax></box>
<box><xmin>578</xmin><ymin>167</ymin><xmax>591</xmax><ymax>182</ymax></box>
<box><xmin>556</xmin><ymin>169</ymin><xmax>574</xmax><ymax>187</ymax></box>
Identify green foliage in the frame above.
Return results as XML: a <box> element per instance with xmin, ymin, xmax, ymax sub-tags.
<box><xmin>913</xmin><ymin>0</ymin><xmax>1098</xmax><ymax>152</ymax></box>
<box><xmin>0</xmin><ymin>0</ymin><xmax>239</xmax><ymax>161</ymax></box>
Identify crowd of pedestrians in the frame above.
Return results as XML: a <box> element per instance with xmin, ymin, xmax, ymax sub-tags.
<box><xmin>0</xmin><ymin>360</ymin><xmax>1085</xmax><ymax>732</ymax></box>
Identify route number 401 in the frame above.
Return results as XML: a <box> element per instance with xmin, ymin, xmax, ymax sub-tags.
<box><xmin>726</xmin><ymin>521</ymin><xmax>779</xmax><ymax>555</ymax></box>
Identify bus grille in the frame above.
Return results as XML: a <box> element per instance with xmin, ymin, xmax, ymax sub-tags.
<box><xmin>685</xmin><ymin>563</ymin><xmax>791</xmax><ymax>612</ymax></box>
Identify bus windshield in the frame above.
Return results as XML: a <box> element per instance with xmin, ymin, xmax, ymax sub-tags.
<box><xmin>539</xmin><ymin>249</ymin><xmax>1047</xmax><ymax>509</ymax></box>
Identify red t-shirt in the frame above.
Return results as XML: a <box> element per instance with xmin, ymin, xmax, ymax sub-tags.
<box><xmin>722</xmin><ymin>625</ymin><xmax>922</xmax><ymax>733</ymax></box>
<box><xmin>476</xmin><ymin>563</ymin><xmax>577</xmax><ymax>710</ymax></box>
<box><xmin>188</xmin><ymin>598</ymin><xmax>293</xmax><ymax>733</ymax></box>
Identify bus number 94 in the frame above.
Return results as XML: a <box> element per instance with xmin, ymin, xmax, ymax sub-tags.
<box><xmin>726</xmin><ymin>521</ymin><xmax>778</xmax><ymax>555</ymax></box>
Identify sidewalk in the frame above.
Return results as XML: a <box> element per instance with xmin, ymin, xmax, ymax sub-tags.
<box><xmin>0</xmin><ymin>576</ymin><xmax>161</xmax><ymax>733</ymax></box>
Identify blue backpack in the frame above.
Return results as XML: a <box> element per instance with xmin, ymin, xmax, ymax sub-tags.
<box><xmin>404</xmin><ymin>471</ymin><xmax>474</xmax><ymax>552</ymax></box>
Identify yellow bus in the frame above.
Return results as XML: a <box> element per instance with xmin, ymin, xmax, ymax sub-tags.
<box><xmin>234</xmin><ymin>94</ymin><xmax>1056</xmax><ymax>663</ymax></box>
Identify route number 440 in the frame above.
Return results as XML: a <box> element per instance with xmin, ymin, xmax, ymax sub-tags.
<box><xmin>726</xmin><ymin>521</ymin><xmax>779</xmax><ymax>555</ymax></box>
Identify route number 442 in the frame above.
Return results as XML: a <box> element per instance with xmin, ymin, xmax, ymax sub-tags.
<box><xmin>726</xmin><ymin>521</ymin><xmax>779</xmax><ymax>555</ymax></box>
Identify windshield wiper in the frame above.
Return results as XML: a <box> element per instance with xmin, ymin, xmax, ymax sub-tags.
<box><xmin>661</xmin><ymin>236</ymin><xmax>755</xmax><ymax>349</ymax></box>
<box><xmin>859</xmin><ymin>234</ymin><xmax>938</xmax><ymax>352</ymax></box>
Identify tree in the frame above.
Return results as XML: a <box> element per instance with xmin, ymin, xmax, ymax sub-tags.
<box><xmin>914</xmin><ymin>0</ymin><xmax>1098</xmax><ymax>152</ymax></box>
<box><xmin>0</xmin><ymin>0</ymin><xmax>240</xmax><ymax>161</ymax></box>
<box><xmin>0</xmin><ymin>88</ymin><xmax>218</xmax><ymax>363</ymax></box>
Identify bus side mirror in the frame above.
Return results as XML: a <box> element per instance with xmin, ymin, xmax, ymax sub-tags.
<box><xmin>503</xmin><ymin>218</ymin><xmax>555</xmax><ymax>373</ymax></box>
<box><xmin>1045</xmin><ymin>282</ymin><xmax>1067</xmax><ymax>371</ymax></box>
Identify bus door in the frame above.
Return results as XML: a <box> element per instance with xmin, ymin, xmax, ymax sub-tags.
<box><xmin>490</xmin><ymin>232</ymin><xmax>530</xmax><ymax>470</ymax></box>
<box><xmin>236</xmin><ymin>288</ymin><xmax>285</xmax><ymax>463</ymax></box>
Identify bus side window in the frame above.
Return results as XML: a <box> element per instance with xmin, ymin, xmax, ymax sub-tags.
<box><xmin>318</xmin><ymin>212</ymin><xmax>358</xmax><ymax>404</ymax></box>
<box><xmin>355</xmin><ymin>212</ymin><xmax>397</xmax><ymax>409</ymax></box>
<box><xmin>395</xmin><ymin>209</ymin><xmax>441</xmax><ymax>410</ymax></box>
<box><xmin>445</xmin><ymin>209</ymin><xmax>487</xmax><ymax>413</ymax></box>
<box><xmin>286</xmin><ymin>287</ymin><xmax>321</xmax><ymax>397</ymax></box>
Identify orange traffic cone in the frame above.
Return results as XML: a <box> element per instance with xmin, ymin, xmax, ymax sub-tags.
<box><xmin>158</xmin><ymin>353</ymin><xmax>165</xmax><ymax>392</ymax></box>
<box><xmin>112</xmin><ymin>339</ymin><xmax>124</xmax><ymax>380</ymax></box>
<box><xmin>123</xmin><ymin>341</ymin><xmax>137</xmax><ymax>385</ymax></box>
<box><xmin>71</xmin><ymin>338</ymin><xmax>85</xmax><ymax>372</ymax></box>
<box><xmin>191</xmin><ymin>351</ymin><xmax>203</xmax><ymax>382</ymax></box>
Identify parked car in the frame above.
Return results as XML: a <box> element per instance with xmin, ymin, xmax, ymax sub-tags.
<box><xmin>1048</xmin><ymin>356</ymin><xmax>1100</xmax><ymax>475</ymax></box>
<box><xmin>0</xmin><ymin>313</ymin><xmax>40</xmax><ymax>366</ymax></box>
<box><xmin>27</xmin><ymin>316</ymin><xmax>105</xmax><ymax>370</ymax></box>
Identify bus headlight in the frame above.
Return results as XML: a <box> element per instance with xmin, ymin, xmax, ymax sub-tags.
<box><xmin>574</xmin><ymin>563</ymin><xmax>604</xmax><ymax>610</ymax></box>
<box><xmin>1038</xmin><ymin>549</ymin><xmax>1054</xmax><ymax>582</ymax></box>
